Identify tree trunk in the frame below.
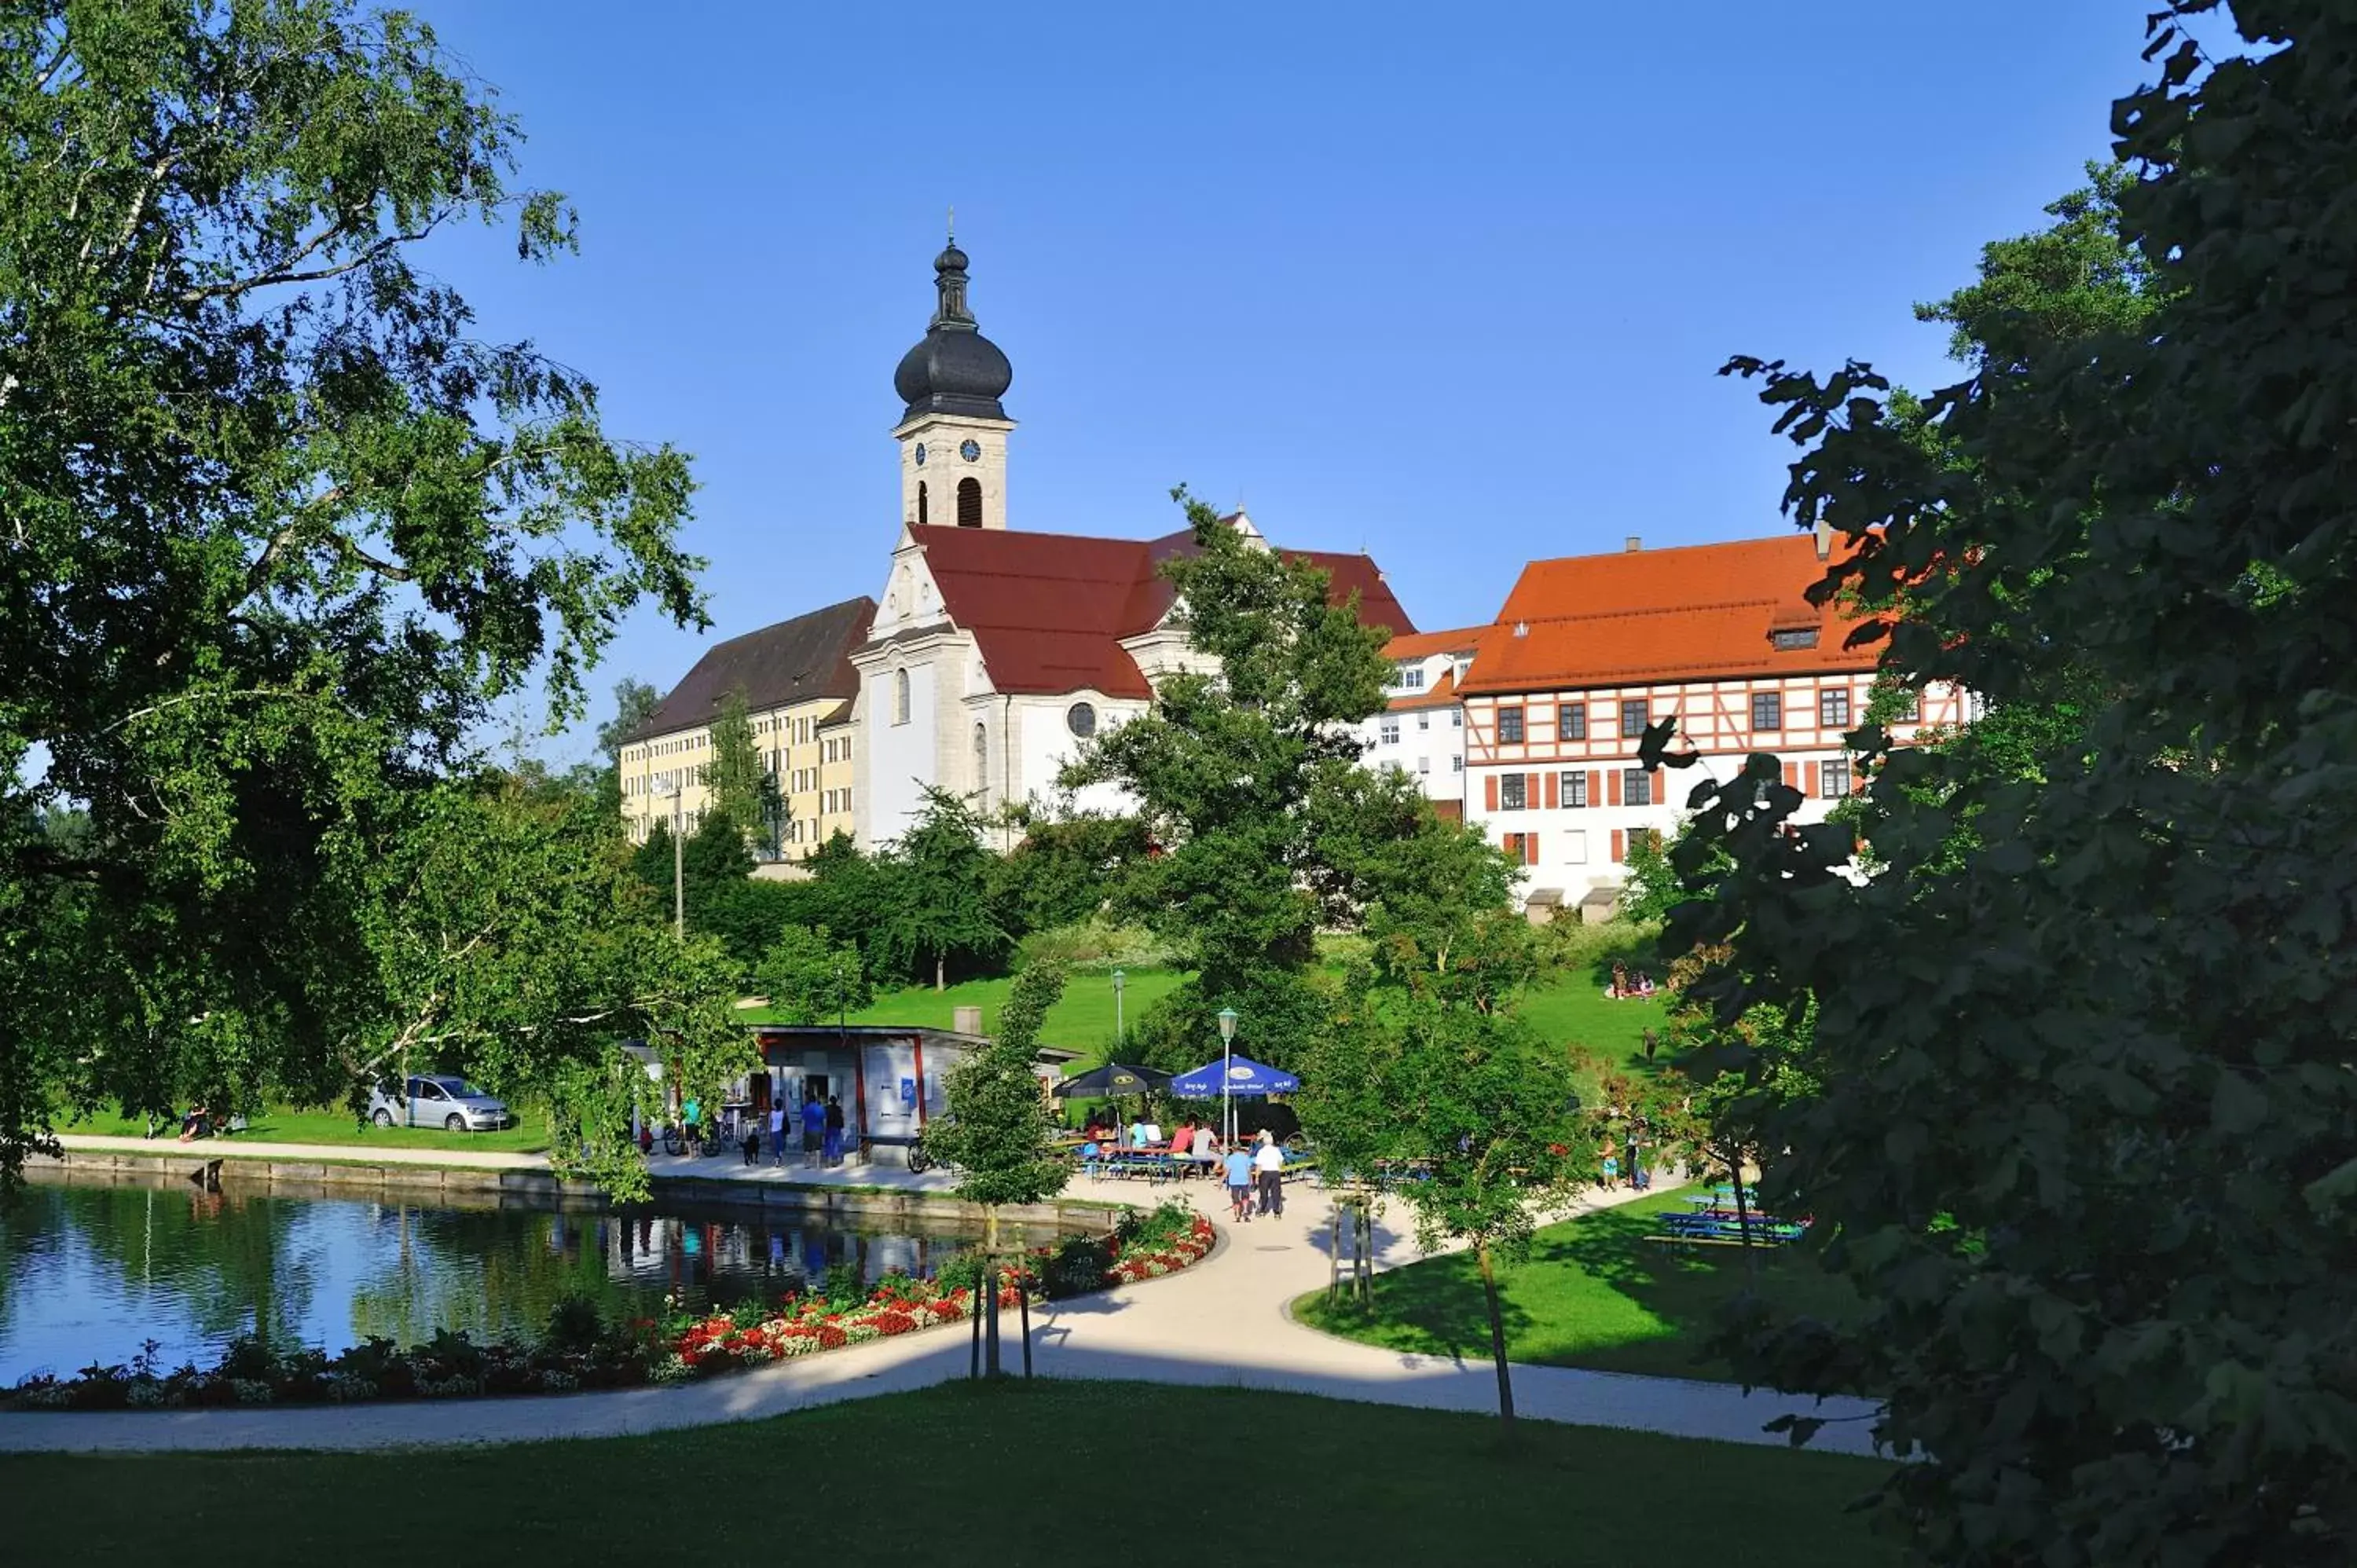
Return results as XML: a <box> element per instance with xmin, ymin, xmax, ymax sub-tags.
<box><xmin>983</xmin><ymin>1207</ymin><xmax>1001</xmax><ymax>1376</ymax></box>
<box><xmin>934</xmin><ymin>951</ymin><xmax>945</xmax><ymax>992</ymax></box>
<box><xmin>1726</xmin><ymin>1144</ymin><xmax>1760</xmax><ymax>1282</ymax></box>
<box><xmin>969</xmin><ymin>1251</ymin><xmax>985</xmax><ymax>1379</ymax></box>
<box><xmin>1478</xmin><ymin>1241</ymin><xmax>1516</xmax><ymax>1434</ymax></box>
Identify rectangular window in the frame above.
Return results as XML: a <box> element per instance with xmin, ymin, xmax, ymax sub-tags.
<box><xmin>1501</xmin><ymin>832</ymin><xmax>1526</xmax><ymax>861</ymax></box>
<box><xmin>1497</xmin><ymin>707</ymin><xmax>1525</xmax><ymax>744</ymax></box>
<box><xmin>1396</xmin><ymin>663</ymin><xmax>1425</xmax><ymax>690</ymax></box>
<box><xmin>1417</xmin><ymin>756</ymin><xmax>1431</xmax><ymax>775</ymax></box>
<box><xmin>1619</xmin><ymin>699</ymin><xmax>1648</xmax><ymax>738</ymax></box>
<box><xmin>1771</xmin><ymin>627</ymin><xmax>1820</xmax><ymax>650</ymax></box>
<box><xmin>1451</xmin><ymin>710</ymin><xmax>1463</xmax><ymax>727</ymax></box>
<box><xmin>1622</xmin><ymin>768</ymin><xmax>1652</xmax><ymax>808</ymax></box>
<box><xmin>1820</xmin><ymin>687</ymin><xmax>1851</xmax><ymax>728</ymax></box>
<box><xmin>1418</xmin><ymin>713</ymin><xmax>1430</xmax><ymax>731</ymax></box>
<box><xmin>1561</xmin><ymin>770</ymin><xmax>1588</xmax><ymax>808</ymax></box>
<box><xmin>1751</xmin><ymin>691</ymin><xmax>1782</xmax><ymax>731</ymax></box>
<box><xmin>1378</xmin><ymin>716</ymin><xmax>1400</xmax><ymax>745</ymax></box>
<box><xmin>1450</xmin><ymin>756</ymin><xmax>1463</xmax><ymax>772</ymax></box>
<box><xmin>1893</xmin><ymin>688</ymin><xmax>1922</xmax><ymax>723</ymax></box>
<box><xmin>1500</xmin><ymin>774</ymin><xmax>1527</xmax><ymax>811</ymax></box>
<box><xmin>1821</xmin><ymin>758</ymin><xmax>1852</xmax><ymax>797</ymax></box>
<box><xmin>1559</xmin><ymin>702</ymin><xmax>1586</xmax><ymax>741</ymax></box>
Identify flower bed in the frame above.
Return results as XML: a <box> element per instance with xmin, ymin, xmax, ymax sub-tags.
<box><xmin>7</xmin><ymin>1203</ymin><xmax>1217</xmax><ymax>1412</ymax></box>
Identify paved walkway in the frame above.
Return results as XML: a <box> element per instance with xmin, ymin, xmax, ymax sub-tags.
<box><xmin>2</xmin><ymin>1158</ymin><xmax>1886</xmax><ymax>1459</ymax></box>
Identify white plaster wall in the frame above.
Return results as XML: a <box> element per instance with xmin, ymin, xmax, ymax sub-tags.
<box><xmin>1012</xmin><ymin>691</ymin><xmax>1144</xmax><ymax>819</ymax></box>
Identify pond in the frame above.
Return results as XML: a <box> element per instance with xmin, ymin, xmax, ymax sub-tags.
<box><xmin>0</xmin><ymin>1171</ymin><xmax>1044</xmax><ymax>1385</ymax></box>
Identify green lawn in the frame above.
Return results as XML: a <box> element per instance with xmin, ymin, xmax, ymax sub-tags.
<box><xmin>743</xmin><ymin>965</ymin><xmax>1188</xmax><ymax>1068</ymax></box>
<box><xmin>60</xmin><ymin>1105</ymin><xmax>552</xmax><ymax>1156</ymax></box>
<box><xmin>750</xmin><ymin>958</ymin><xmax>1668</xmax><ymax>1076</ymax></box>
<box><xmin>1296</xmin><ymin>1190</ymin><xmax>1860</xmax><ymax>1382</ymax></box>
<box><xmin>0</xmin><ymin>1380</ymin><xmax>1896</xmax><ymax>1566</ymax></box>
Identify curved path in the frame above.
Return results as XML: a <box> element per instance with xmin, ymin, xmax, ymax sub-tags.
<box><xmin>0</xmin><ymin>1165</ymin><xmax>1885</xmax><ymax>1458</ymax></box>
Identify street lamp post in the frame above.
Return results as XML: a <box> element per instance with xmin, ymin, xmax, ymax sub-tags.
<box><xmin>1216</xmin><ymin>1007</ymin><xmax>1240</xmax><ymax>1147</ymax></box>
<box><xmin>1112</xmin><ymin>969</ymin><xmax>1126</xmax><ymax>1050</ymax></box>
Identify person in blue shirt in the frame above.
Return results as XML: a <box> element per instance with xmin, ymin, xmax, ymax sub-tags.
<box><xmin>800</xmin><ymin>1094</ymin><xmax>827</xmax><ymax>1166</ymax></box>
<box><xmin>1222</xmin><ymin>1147</ymin><xmax>1255</xmax><ymax>1222</ymax></box>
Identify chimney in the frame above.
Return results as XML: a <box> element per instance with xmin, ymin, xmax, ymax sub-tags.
<box><xmin>1813</xmin><ymin>518</ymin><xmax>1833</xmax><ymax>560</ymax></box>
<box><xmin>1624</xmin><ymin>536</ymin><xmax>1643</xmax><ymax>553</ymax></box>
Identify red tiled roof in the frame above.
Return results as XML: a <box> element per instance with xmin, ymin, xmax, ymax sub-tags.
<box><xmin>907</xmin><ymin>524</ymin><xmax>1416</xmax><ymax>699</ymax></box>
<box><xmin>1458</xmin><ymin>535</ymin><xmax>1874</xmax><ymax>695</ymax></box>
<box><xmin>1387</xmin><ymin>667</ymin><xmax>1460</xmax><ymax>710</ymax></box>
<box><xmin>1383</xmin><ymin>626</ymin><xmax>1484</xmax><ymax>661</ymax></box>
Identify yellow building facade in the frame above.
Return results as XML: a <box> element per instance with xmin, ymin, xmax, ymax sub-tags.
<box><xmin>616</xmin><ymin>596</ymin><xmax>873</xmax><ymax>858</ymax></box>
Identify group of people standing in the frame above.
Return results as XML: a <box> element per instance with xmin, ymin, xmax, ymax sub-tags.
<box><xmin>719</xmin><ymin>1092</ymin><xmax>846</xmax><ymax>1167</ymax></box>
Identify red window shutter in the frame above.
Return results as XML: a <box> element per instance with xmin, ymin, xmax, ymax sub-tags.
<box><xmin>1611</xmin><ymin>829</ymin><xmax>1626</xmax><ymax>863</ymax></box>
<box><xmin>1525</xmin><ymin>772</ymin><xmax>1540</xmax><ymax>809</ymax></box>
<box><xmin>1805</xmin><ymin>760</ymin><xmax>1821</xmax><ymax>797</ymax></box>
<box><xmin>1588</xmin><ymin>770</ymin><xmax>1602</xmax><ymax>808</ymax></box>
<box><xmin>1607</xmin><ymin>769</ymin><xmax>1622</xmax><ymax>806</ymax></box>
<box><xmin>1484</xmin><ymin>774</ymin><xmax>1498</xmax><ymax>811</ymax></box>
<box><xmin>1783</xmin><ymin>760</ymin><xmax>1801</xmax><ymax>790</ymax></box>
<box><xmin>1525</xmin><ymin>833</ymin><xmax>1540</xmax><ymax>866</ymax></box>
<box><xmin>1544</xmin><ymin>771</ymin><xmax>1559</xmax><ymax>809</ymax></box>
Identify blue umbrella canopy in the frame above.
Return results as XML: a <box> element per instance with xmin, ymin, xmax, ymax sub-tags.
<box><xmin>1169</xmin><ymin>1055</ymin><xmax>1299</xmax><ymax>1098</ymax></box>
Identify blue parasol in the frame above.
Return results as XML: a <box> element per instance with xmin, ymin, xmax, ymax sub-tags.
<box><xmin>1169</xmin><ymin>1055</ymin><xmax>1299</xmax><ymax>1098</ymax></box>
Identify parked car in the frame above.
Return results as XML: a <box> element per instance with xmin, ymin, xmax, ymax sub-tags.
<box><xmin>366</xmin><ymin>1075</ymin><xmax>517</xmax><ymax>1133</ymax></box>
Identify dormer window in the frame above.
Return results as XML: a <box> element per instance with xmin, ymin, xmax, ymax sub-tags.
<box><xmin>1396</xmin><ymin>663</ymin><xmax>1425</xmax><ymax>690</ymax></box>
<box><xmin>1770</xmin><ymin>627</ymin><xmax>1820</xmax><ymax>651</ymax></box>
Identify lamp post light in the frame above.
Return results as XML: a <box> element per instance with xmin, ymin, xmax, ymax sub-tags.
<box><xmin>1215</xmin><ymin>1007</ymin><xmax>1240</xmax><ymax>1147</ymax></box>
<box><xmin>1111</xmin><ymin>969</ymin><xmax>1126</xmax><ymax>1050</ymax></box>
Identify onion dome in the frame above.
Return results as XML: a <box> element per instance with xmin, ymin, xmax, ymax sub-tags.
<box><xmin>893</xmin><ymin>235</ymin><xmax>1013</xmax><ymax>421</ymax></box>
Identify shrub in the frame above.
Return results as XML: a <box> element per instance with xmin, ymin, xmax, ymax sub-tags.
<box><xmin>544</xmin><ymin>1295</ymin><xmax>605</xmax><ymax>1354</ymax></box>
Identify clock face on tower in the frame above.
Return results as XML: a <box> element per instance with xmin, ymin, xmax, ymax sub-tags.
<box><xmin>959</xmin><ymin>438</ymin><xmax>981</xmax><ymax>463</ymax></box>
<box><xmin>913</xmin><ymin>442</ymin><xmax>927</xmax><ymax>467</ymax></box>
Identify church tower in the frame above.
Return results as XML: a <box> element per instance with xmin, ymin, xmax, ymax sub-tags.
<box><xmin>891</xmin><ymin>233</ymin><xmax>1015</xmax><ymax>530</ymax></box>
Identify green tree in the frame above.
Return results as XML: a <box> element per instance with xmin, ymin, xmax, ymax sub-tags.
<box><xmin>1065</xmin><ymin>491</ymin><xmax>1396</xmax><ymax>1067</ymax></box>
<box><xmin>1665</xmin><ymin>9</ymin><xmax>2357</xmax><ymax>1558</ymax></box>
<box><xmin>595</xmin><ymin>679</ymin><xmax>663</xmax><ymax>762</ymax></box>
<box><xmin>753</xmin><ymin>925</ymin><xmax>871</xmax><ymax>1025</ymax></box>
<box><xmin>874</xmin><ymin>788</ymin><xmax>1009</xmax><ymax>990</ymax></box>
<box><xmin>991</xmin><ymin>811</ymin><xmax>1149</xmax><ymax>933</ymax></box>
<box><xmin>0</xmin><ymin>2</ymin><xmax>706</xmax><ymax>1184</ymax></box>
<box><xmin>1303</xmin><ymin>998</ymin><xmax>1578</xmax><ymax>1434</ymax></box>
<box><xmin>703</xmin><ymin>690</ymin><xmax>766</xmax><ymax>849</ymax></box>
<box><xmin>923</xmin><ymin>959</ymin><xmax>1070</xmax><ymax>1375</ymax></box>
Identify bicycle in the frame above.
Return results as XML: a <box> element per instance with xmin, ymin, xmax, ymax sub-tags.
<box><xmin>660</xmin><ymin>1123</ymin><xmax>686</xmax><ymax>1156</ymax></box>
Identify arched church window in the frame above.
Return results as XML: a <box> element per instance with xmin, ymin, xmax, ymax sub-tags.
<box><xmin>972</xmin><ymin>722</ymin><xmax>988</xmax><ymax>801</ymax></box>
<box><xmin>956</xmin><ymin>477</ymin><xmax>982</xmax><ymax>528</ymax></box>
<box><xmin>918</xmin><ymin>481</ymin><xmax>929</xmax><ymax>527</ymax></box>
<box><xmin>893</xmin><ymin>668</ymin><xmax>911</xmax><ymax>726</ymax></box>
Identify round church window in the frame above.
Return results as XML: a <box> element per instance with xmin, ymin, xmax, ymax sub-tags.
<box><xmin>1066</xmin><ymin>702</ymin><xmax>1098</xmax><ymax>738</ymax></box>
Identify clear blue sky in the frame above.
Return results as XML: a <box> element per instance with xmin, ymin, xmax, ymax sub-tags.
<box><xmin>409</xmin><ymin>1</ymin><xmax>2154</xmax><ymax>764</ymax></box>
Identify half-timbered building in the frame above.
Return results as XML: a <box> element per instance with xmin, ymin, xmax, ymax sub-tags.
<box><xmin>1458</xmin><ymin>531</ymin><xmax>1967</xmax><ymax>918</ymax></box>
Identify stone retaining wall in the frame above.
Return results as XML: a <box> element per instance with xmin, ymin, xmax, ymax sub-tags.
<box><xmin>25</xmin><ymin>1149</ymin><xmax>1121</xmax><ymax>1232</ymax></box>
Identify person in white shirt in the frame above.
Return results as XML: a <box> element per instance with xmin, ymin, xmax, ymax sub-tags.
<box><xmin>768</xmin><ymin>1101</ymin><xmax>788</xmax><ymax>1166</ymax></box>
<box><xmin>1252</xmin><ymin>1133</ymin><xmax>1287</xmax><ymax>1218</ymax></box>
<box><xmin>1142</xmin><ymin>1120</ymin><xmax>1164</xmax><ymax>1148</ymax></box>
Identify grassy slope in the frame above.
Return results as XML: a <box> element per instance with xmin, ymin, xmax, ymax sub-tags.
<box><xmin>750</xmin><ymin>961</ymin><xmax>1670</xmax><ymax>1075</ymax></box>
<box><xmin>1296</xmin><ymin>1190</ymin><xmax>1860</xmax><ymax>1382</ymax></box>
<box><xmin>0</xmin><ymin>1381</ymin><xmax>1896</xmax><ymax>1567</ymax></box>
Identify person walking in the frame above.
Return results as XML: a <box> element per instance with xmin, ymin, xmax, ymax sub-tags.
<box><xmin>801</xmin><ymin>1093</ymin><xmax>827</xmax><ymax>1167</ymax></box>
<box><xmin>823</xmin><ymin>1095</ymin><xmax>846</xmax><ymax>1165</ymax></box>
<box><xmin>1223</xmin><ymin>1144</ymin><xmax>1255</xmax><ymax>1223</ymax></box>
<box><xmin>768</xmin><ymin>1100</ymin><xmax>789</xmax><ymax>1167</ymax></box>
<box><xmin>1252</xmin><ymin>1130</ymin><xmax>1286</xmax><ymax>1219</ymax></box>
